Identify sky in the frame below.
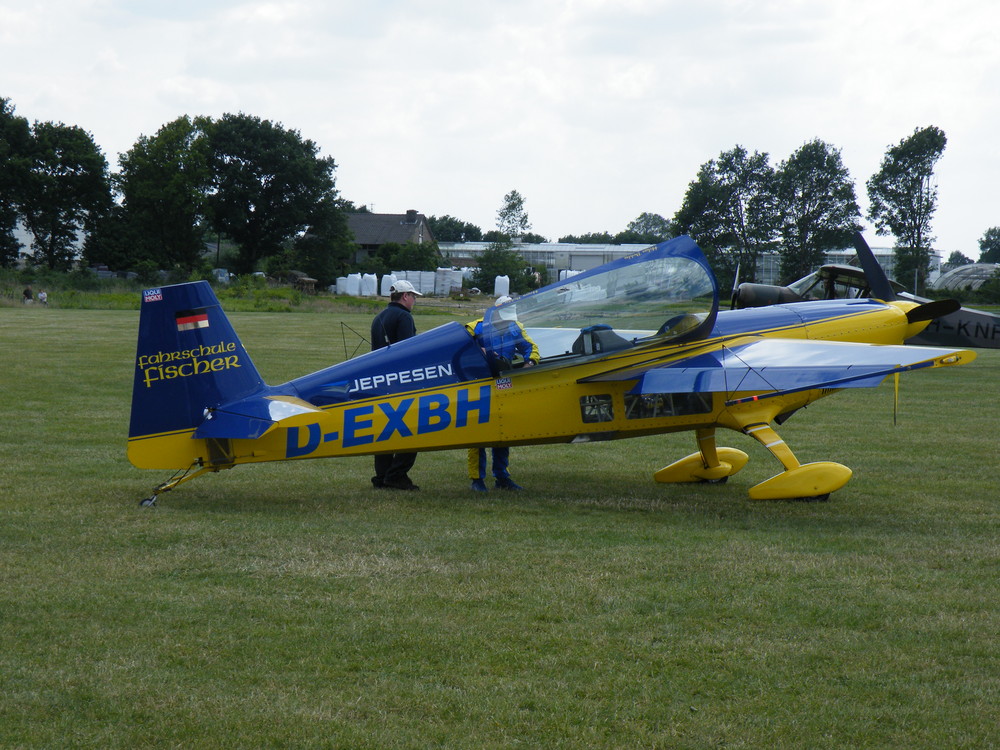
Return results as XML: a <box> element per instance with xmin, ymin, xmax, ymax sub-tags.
<box><xmin>2</xmin><ymin>0</ymin><xmax>998</xmax><ymax>257</ymax></box>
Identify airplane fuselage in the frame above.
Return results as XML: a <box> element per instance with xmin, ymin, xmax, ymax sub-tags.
<box><xmin>128</xmin><ymin>297</ymin><xmax>921</xmax><ymax>471</ymax></box>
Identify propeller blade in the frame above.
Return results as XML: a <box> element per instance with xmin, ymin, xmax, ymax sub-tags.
<box><xmin>730</xmin><ymin>262</ymin><xmax>741</xmax><ymax>309</ymax></box>
<box><xmin>905</xmin><ymin>298</ymin><xmax>960</xmax><ymax>324</ymax></box>
<box><xmin>853</xmin><ymin>232</ymin><xmax>897</xmax><ymax>302</ymax></box>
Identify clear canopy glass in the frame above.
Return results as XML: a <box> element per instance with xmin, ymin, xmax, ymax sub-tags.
<box><xmin>478</xmin><ymin>240</ymin><xmax>718</xmax><ymax>363</ymax></box>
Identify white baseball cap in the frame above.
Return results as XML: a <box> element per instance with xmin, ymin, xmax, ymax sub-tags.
<box><xmin>390</xmin><ymin>280</ymin><xmax>423</xmax><ymax>296</ymax></box>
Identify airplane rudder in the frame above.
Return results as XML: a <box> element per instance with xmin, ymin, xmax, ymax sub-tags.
<box><xmin>129</xmin><ymin>281</ymin><xmax>265</xmax><ymax>439</ymax></box>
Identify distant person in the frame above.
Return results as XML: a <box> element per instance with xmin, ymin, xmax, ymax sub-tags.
<box><xmin>369</xmin><ymin>280</ymin><xmax>422</xmax><ymax>491</ymax></box>
<box><xmin>37</xmin><ymin>290</ymin><xmax>48</xmax><ymax>306</ymax></box>
<box><xmin>22</xmin><ymin>286</ymin><xmax>32</xmax><ymax>304</ymax></box>
<box><xmin>466</xmin><ymin>295</ymin><xmax>540</xmax><ymax>491</ymax></box>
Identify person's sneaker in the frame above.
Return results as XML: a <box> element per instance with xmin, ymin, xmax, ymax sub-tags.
<box><xmin>371</xmin><ymin>476</ymin><xmax>385</xmax><ymax>489</ymax></box>
<box><xmin>494</xmin><ymin>477</ymin><xmax>524</xmax><ymax>491</ymax></box>
<box><xmin>470</xmin><ymin>478</ymin><xmax>488</xmax><ymax>492</ymax></box>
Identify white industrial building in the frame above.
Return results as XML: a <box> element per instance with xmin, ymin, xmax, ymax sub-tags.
<box><xmin>439</xmin><ymin>240</ymin><xmax>941</xmax><ymax>288</ymax></box>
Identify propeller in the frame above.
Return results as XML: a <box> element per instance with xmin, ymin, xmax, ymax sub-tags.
<box><xmin>853</xmin><ymin>232</ymin><xmax>961</xmax><ymax>324</ymax></box>
<box><xmin>730</xmin><ymin>261</ymin><xmax>741</xmax><ymax>309</ymax></box>
<box><xmin>852</xmin><ymin>232</ymin><xmax>897</xmax><ymax>301</ymax></box>
<box><xmin>905</xmin><ymin>298</ymin><xmax>960</xmax><ymax>323</ymax></box>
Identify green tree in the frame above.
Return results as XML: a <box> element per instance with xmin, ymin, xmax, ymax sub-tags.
<box><xmin>472</xmin><ymin>190</ymin><xmax>537</xmax><ymax>293</ymax></box>
<box><xmin>615</xmin><ymin>212</ymin><xmax>673</xmax><ymax>244</ymax></box>
<box><xmin>21</xmin><ymin>121</ymin><xmax>111</xmax><ymax>270</ymax></box>
<box><xmin>974</xmin><ymin>268</ymin><xmax>1000</xmax><ymax>304</ymax></box>
<box><xmin>978</xmin><ymin>227</ymin><xmax>1000</xmax><ymax>263</ymax></box>
<box><xmin>867</xmin><ymin>125</ymin><xmax>947</xmax><ymax>293</ymax></box>
<box><xmin>0</xmin><ymin>98</ymin><xmax>32</xmax><ymax>267</ymax></box>
<box><xmin>674</xmin><ymin>145</ymin><xmax>779</xmax><ymax>286</ymax></box>
<box><xmin>82</xmin><ymin>203</ymin><xmax>148</xmax><ymax>271</ymax></box>
<box><xmin>205</xmin><ymin>113</ymin><xmax>338</xmax><ymax>274</ymax></box>
<box><xmin>360</xmin><ymin>240</ymin><xmax>443</xmax><ymax>278</ymax></box>
<box><xmin>775</xmin><ymin>139</ymin><xmax>861</xmax><ymax>283</ymax></box>
<box><xmin>427</xmin><ymin>215</ymin><xmax>482</xmax><ymax>242</ymax></box>
<box><xmin>288</xmin><ymin>196</ymin><xmax>354</xmax><ymax>285</ymax></box>
<box><xmin>496</xmin><ymin>189</ymin><xmax>531</xmax><ymax>238</ymax></box>
<box><xmin>471</xmin><ymin>242</ymin><xmax>536</xmax><ymax>294</ymax></box>
<box><xmin>945</xmin><ymin>251</ymin><xmax>973</xmax><ymax>268</ymax></box>
<box><xmin>385</xmin><ymin>240</ymin><xmax>442</xmax><ymax>272</ymax></box>
<box><xmin>520</xmin><ymin>231</ymin><xmax>549</xmax><ymax>243</ymax></box>
<box><xmin>113</xmin><ymin>115</ymin><xmax>212</xmax><ymax>271</ymax></box>
<box><xmin>482</xmin><ymin>229</ymin><xmax>547</xmax><ymax>243</ymax></box>
<box><xmin>558</xmin><ymin>231</ymin><xmax>614</xmax><ymax>244</ymax></box>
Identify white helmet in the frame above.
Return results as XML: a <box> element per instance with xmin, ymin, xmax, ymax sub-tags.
<box><xmin>495</xmin><ymin>295</ymin><xmax>512</xmax><ymax>306</ymax></box>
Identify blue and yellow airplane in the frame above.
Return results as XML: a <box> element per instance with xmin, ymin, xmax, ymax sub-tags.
<box><xmin>128</xmin><ymin>235</ymin><xmax>974</xmax><ymax>505</ymax></box>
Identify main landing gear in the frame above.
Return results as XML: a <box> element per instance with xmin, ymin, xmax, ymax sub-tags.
<box><xmin>654</xmin><ymin>426</ymin><xmax>851</xmax><ymax>501</ymax></box>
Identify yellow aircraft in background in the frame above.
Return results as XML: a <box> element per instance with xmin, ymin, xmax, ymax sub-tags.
<box><xmin>128</xmin><ymin>235</ymin><xmax>974</xmax><ymax>506</ymax></box>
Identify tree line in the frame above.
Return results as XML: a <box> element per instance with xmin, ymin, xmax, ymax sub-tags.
<box><xmin>3</xmin><ymin>95</ymin><xmax>997</xmax><ymax>294</ymax></box>
<box><xmin>438</xmin><ymin>128</ymin><xmax>1000</xmax><ymax>296</ymax></box>
<box><xmin>1</xmin><ymin>100</ymin><xmax>357</xmax><ymax>285</ymax></box>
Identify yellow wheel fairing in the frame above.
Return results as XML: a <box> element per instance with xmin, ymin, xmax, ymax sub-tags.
<box><xmin>748</xmin><ymin>462</ymin><xmax>853</xmax><ymax>500</ymax></box>
<box><xmin>654</xmin><ymin>447</ymin><xmax>749</xmax><ymax>483</ymax></box>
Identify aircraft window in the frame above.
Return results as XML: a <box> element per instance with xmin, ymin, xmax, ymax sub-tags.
<box><xmin>789</xmin><ymin>269</ymin><xmax>872</xmax><ymax>300</ymax></box>
<box><xmin>624</xmin><ymin>392</ymin><xmax>711</xmax><ymax>419</ymax></box>
<box><xmin>580</xmin><ymin>394</ymin><xmax>614</xmax><ymax>423</ymax></box>
<box><xmin>790</xmin><ymin>274</ymin><xmax>842</xmax><ymax>301</ymax></box>
<box><xmin>787</xmin><ymin>272</ymin><xmax>820</xmax><ymax>297</ymax></box>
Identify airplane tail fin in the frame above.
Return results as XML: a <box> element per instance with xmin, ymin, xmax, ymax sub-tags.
<box><xmin>128</xmin><ymin>282</ymin><xmax>266</xmax><ymax>443</ymax></box>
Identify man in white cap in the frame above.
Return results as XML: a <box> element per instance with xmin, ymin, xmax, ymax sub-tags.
<box><xmin>369</xmin><ymin>279</ymin><xmax>423</xmax><ymax>490</ymax></box>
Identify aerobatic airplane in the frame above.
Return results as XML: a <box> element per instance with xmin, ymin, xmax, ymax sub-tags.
<box><xmin>128</xmin><ymin>235</ymin><xmax>974</xmax><ymax>506</ymax></box>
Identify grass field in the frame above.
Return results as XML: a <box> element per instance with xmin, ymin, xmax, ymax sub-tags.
<box><xmin>2</xmin><ymin>304</ymin><xmax>998</xmax><ymax>748</ymax></box>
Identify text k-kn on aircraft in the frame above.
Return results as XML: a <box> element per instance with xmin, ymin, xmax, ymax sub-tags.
<box><xmin>128</xmin><ymin>235</ymin><xmax>975</xmax><ymax>506</ymax></box>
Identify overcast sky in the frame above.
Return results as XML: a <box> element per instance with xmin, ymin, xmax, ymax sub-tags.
<box><xmin>3</xmin><ymin>0</ymin><xmax>997</xmax><ymax>257</ymax></box>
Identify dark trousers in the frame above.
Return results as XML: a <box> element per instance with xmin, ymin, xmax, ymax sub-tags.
<box><xmin>468</xmin><ymin>447</ymin><xmax>511</xmax><ymax>480</ymax></box>
<box><xmin>374</xmin><ymin>452</ymin><xmax>417</xmax><ymax>485</ymax></box>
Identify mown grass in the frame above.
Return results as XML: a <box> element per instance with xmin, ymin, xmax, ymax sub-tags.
<box><xmin>1</xmin><ymin>305</ymin><xmax>997</xmax><ymax>748</ymax></box>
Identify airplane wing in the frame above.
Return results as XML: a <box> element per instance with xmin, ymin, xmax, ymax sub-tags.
<box><xmin>192</xmin><ymin>395</ymin><xmax>324</xmax><ymax>440</ymax></box>
<box><xmin>581</xmin><ymin>337</ymin><xmax>975</xmax><ymax>403</ymax></box>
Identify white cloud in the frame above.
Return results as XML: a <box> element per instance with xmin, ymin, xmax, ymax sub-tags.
<box><xmin>2</xmin><ymin>0</ymin><xmax>997</xmax><ymax>252</ymax></box>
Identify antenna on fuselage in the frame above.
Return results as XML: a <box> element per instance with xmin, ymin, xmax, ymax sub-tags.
<box><xmin>340</xmin><ymin>321</ymin><xmax>370</xmax><ymax>360</ymax></box>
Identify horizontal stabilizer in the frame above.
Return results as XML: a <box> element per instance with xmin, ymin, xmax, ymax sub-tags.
<box><xmin>193</xmin><ymin>396</ymin><xmax>324</xmax><ymax>440</ymax></box>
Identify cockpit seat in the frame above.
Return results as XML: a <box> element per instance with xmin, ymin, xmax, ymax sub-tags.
<box><xmin>571</xmin><ymin>324</ymin><xmax>632</xmax><ymax>355</ymax></box>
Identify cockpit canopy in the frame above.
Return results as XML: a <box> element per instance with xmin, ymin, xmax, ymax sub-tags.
<box><xmin>786</xmin><ymin>264</ymin><xmax>905</xmax><ymax>301</ymax></box>
<box><xmin>478</xmin><ymin>236</ymin><xmax>719</xmax><ymax>364</ymax></box>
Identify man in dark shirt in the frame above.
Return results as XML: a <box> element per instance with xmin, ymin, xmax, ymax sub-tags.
<box><xmin>369</xmin><ymin>280</ymin><xmax>422</xmax><ymax>490</ymax></box>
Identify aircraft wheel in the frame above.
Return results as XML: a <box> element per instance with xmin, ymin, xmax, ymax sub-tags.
<box><xmin>797</xmin><ymin>493</ymin><xmax>830</xmax><ymax>503</ymax></box>
<box><xmin>139</xmin><ymin>497</ymin><xmax>157</xmax><ymax>508</ymax></box>
<box><xmin>701</xmin><ymin>476</ymin><xmax>729</xmax><ymax>485</ymax></box>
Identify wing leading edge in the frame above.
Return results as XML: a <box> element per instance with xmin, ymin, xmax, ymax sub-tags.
<box><xmin>581</xmin><ymin>338</ymin><xmax>976</xmax><ymax>402</ymax></box>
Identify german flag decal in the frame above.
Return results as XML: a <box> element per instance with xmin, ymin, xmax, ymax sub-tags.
<box><xmin>176</xmin><ymin>309</ymin><xmax>210</xmax><ymax>332</ymax></box>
